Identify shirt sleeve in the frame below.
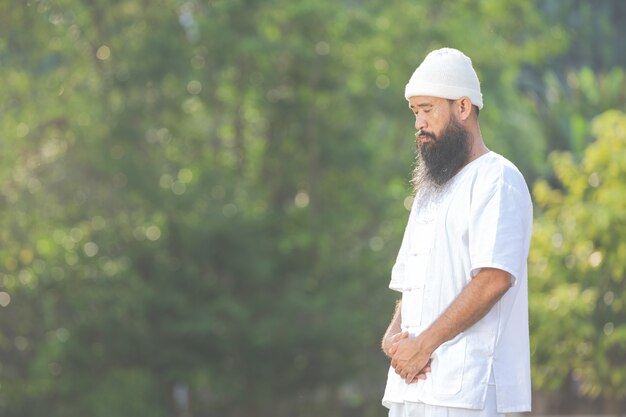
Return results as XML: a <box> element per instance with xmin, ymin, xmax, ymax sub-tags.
<box><xmin>468</xmin><ymin>167</ymin><xmax>533</xmax><ymax>285</ymax></box>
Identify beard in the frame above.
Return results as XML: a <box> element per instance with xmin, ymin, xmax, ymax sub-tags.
<box><xmin>411</xmin><ymin>116</ymin><xmax>471</xmax><ymax>200</ymax></box>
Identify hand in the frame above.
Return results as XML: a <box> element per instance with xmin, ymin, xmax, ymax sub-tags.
<box><xmin>407</xmin><ymin>359</ymin><xmax>431</xmax><ymax>383</ymax></box>
<box><xmin>383</xmin><ymin>331</ymin><xmax>409</xmax><ymax>358</ymax></box>
<box><xmin>391</xmin><ymin>335</ymin><xmax>433</xmax><ymax>383</ymax></box>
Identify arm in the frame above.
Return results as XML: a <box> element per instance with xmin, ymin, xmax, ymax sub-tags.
<box><xmin>381</xmin><ymin>299</ymin><xmax>402</xmax><ymax>358</ymax></box>
<box><xmin>391</xmin><ymin>267</ymin><xmax>512</xmax><ymax>382</ymax></box>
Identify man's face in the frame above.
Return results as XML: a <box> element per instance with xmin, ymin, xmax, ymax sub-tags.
<box><xmin>408</xmin><ymin>96</ymin><xmax>471</xmax><ymax>192</ymax></box>
<box><xmin>409</xmin><ymin>96</ymin><xmax>454</xmax><ymax>147</ymax></box>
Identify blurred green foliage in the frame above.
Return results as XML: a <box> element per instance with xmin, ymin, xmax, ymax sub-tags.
<box><xmin>0</xmin><ymin>0</ymin><xmax>625</xmax><ymax>416</ymax></box>
<box><xmin>530</xmin><ymin>110</ymin><xmax>626</xmax><ymax>414</ymax></box>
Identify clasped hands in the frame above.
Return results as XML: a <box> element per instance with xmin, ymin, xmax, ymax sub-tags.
<box><xmin>384</xmin><ymin>331</ymin><xmax>432</xmax><ymax>384</ymax></box>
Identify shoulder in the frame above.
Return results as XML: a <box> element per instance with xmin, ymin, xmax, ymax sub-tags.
<box><xmin>465</xmin><ymin>152</ymin><xmax>532</xmax><ymax>208</ymax></box>
<box><xmin>473</xmin><ymin>152</ymin><xmax>529</xmax><ymax>191</ymax></box>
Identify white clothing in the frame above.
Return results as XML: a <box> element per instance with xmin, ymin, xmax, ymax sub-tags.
<box><xmin>388</xmin><ymin>386</ymin><xmax>507</xmax><ymax>417</ymax></box>
<box><xmin>383</xmin><ymin>152</ymin><xmax>533</xmax><ymax>413</ymax></box>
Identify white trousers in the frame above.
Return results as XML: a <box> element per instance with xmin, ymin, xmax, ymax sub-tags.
<box><xmin>387</xmin><ymin>385</ymin><xmax>509</xmax><ymax>417</ymax></box>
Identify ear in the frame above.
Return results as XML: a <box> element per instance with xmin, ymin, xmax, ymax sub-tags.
<box><xmin>456</xmin><ymin>97</ymin><xmax>473</xmax><ymax>121</ymax></box>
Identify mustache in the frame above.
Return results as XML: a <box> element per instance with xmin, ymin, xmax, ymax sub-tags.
<box><xmin>415</xmin><ymin>129</ymin><xmax>436</xmax><ymax>140</ymax></box>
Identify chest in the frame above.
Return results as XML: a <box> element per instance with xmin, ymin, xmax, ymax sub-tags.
<box><xmin>408</xmin><ymin>185</ymin><xmax>472</xmax><ymax>253</ymax></box>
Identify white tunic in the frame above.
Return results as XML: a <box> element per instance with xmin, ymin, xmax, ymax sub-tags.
<box><xmin>382</xmin><ymin>152</ymin><xmax>533</xmax><ymax>413</ymax></box>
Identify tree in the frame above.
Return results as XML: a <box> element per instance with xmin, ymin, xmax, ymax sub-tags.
<box><xmin>520</xmin><ymin>0</ymin><xmax>626</xmax><ymax>167</ymax></box>
<box><xmin>530</xmin><ymin>110</ymin><xmax>626</xmax><ymax>415</ymax></box>
<box><xmin>0</xmin><ymin>0</ymin><xmax>597</xmax><ymax>416</ymax></box>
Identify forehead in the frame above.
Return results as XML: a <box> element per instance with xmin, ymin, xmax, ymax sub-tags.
<box><xmin>408</xmin><ymin>96</ymin><xmax>449</xmax><ymax>110</ymax></box>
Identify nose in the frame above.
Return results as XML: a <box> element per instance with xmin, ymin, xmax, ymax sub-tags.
<box><xmin>414</xmin><ymin>115</ymin><xmax>426</xmax><ymax>132</ymax></box>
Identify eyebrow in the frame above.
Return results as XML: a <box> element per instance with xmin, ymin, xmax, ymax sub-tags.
<box><xmin>408</xmin><ymin>103</ymin><xmax>433</xmax><ymax>110</ymax></box>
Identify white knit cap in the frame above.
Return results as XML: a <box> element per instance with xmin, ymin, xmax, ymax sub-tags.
<box><xmin>404</xmin><ymin>48</ymin><xmax>483</xmax><ymax>109</ymax></box>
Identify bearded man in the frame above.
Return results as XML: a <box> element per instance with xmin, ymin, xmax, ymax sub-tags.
<box><xmin>380</xmin><ymin>48</ymin><xmax>533</xmax><ymax>417</ymax></box>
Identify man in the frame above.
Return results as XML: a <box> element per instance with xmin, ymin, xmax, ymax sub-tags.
<box><xmin>380</xmin><ymin>48</ymin><xmax>533</xmax><ymax>417</ymax></box>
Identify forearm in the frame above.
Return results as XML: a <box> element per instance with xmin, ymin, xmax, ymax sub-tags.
<box><xmin>418</xmin><ymin>268</ymin><xmax>512</xmax><ymax>353</ymax></box>
<box><xmin>381</xmin><ymin>299</ymin><xmax>402</xmax><ymax>356</ymax></box>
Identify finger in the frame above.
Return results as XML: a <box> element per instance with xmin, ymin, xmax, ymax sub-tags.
<box><xmin>406</xmin><ymin>369</ymin><xmax>418</xmax><ymax>383</ymax></box>
<box><xmin>391</xmin><ymin>336</ymin><xmax>408</xmax><ymax>355</ymax></box>
<box><xmin>390</xmin><ymin>337</ymin><xmax>406</xmax><ymax>355</ymax></box>
<box><xmin>391</xmin><ymin>332</ymin><xmax>403</xmax><ymax>342</ymax></box>
<box><xmin>385</xmin><ymin>333</ymin><xmax>403</xmax><ymax>356</ymax></box>
<box><xmin>402</xmin><ymin>366</ymin><xmax>417</xmax><ymax>382</ymax></box>
<box><xmin>408</xmin><ymin>364</ymin><xmax>432</xmax><ymax>383</ymax></box>
<box><xmin>408</xmin><ymin>371</ymin><xmax>426</xmax><ymax>383</ymax></box>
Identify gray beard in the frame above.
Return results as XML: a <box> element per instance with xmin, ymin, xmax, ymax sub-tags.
<box><xmin>411</xmin><ymin>162</ymin><xmax>447</xmax><ymax>209</ymax></box>
<box><xmin>411</xmin><ymin>117</ymin><xmax>471</xmax><ymax>205</ymax></box>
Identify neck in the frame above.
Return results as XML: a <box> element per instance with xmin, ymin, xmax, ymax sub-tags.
<box><xmin>465</xmin><ymin>123</ymin><xmax>488</xmax><ymax>164</ymax></box>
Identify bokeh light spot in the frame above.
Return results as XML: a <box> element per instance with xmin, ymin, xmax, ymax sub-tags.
<box><xmin>403</xmin><ymin>196</ymin><xmax>414</xmax><ymax>210</ymax></box>
<box><xmin>187</xmin><ymin>80</ymin><xmax>202</xmax><ymax>95</ymax></box>
<box><xmin>178</xmin><ymin>168</ymin><xmax>193</xmax><ymax>183</ymax></box>
<box><xmin>15</xmin><ymin>336</ymin><xmax>29</xmax><ymax>351</ymax></box>
<box><xmin>91</xmin><ymin>216</ymin><xmax>107</xmax><ymax>230</ymax></box>
<box><xmin>315</xmin><ymin>41</ymin><xmax>330</xmax><ymax>55</ymax></box>
<box><xmin>294</xmin><ymin>191</ymin><xmax>310</xmax><ymax>208</ymax></box>
<box><xmin>374</xmin><ymin>58</ymin><xmax>388</xmax><ymax>72</ymax></box>
<box><xmin>0</xmin><ymin>292</ymin><xmax>11</xmax><ymax>307</ymax></box>
<box><xmin>70</xmin><ymin>228</ymin><xmax>84</xmax><ymax>243</ymax></box>
<box><xmin>172</xmin><ymin>181</ymin><xmax>187</xmax><ymax>195</ymax></box>
<box><xmin>146</xmin><ymin>226</ymin><xmax>161</xmax><ymax>241</ymax></box>
<box><xmin>588</xmin><ymin>172</ymin><xmax>601</xmax><ymax>188</ymax></box>
<box><xmin>83</xmin><ymin>242</ymin><xmax>99</xmax><ymax>257</ymax></box>
<box><xmin>96</xmin><ymin>45</ymin><xmax>111</xmax><ymax>60</ymax></box>
<box><xmin>376</xmin><ymin>75</ymin><xmax>390</xmax><ymax>89</ymax></box>
<box><xmin>588</xmin><ymin>251</ymin><xmax>602</xmax><ymax>268</ymax></box>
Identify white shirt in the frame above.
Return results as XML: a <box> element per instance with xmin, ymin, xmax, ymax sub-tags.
<box><xmin>382</xmin><ymin>152</ymin><xmax>533</xmax><ymax>413</ymax></box>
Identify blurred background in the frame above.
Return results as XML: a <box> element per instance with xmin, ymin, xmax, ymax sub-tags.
<box><xmin>1</xmin><ymin>0</ymin><xmax>625</xmax><ymax>416</ymax></box>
